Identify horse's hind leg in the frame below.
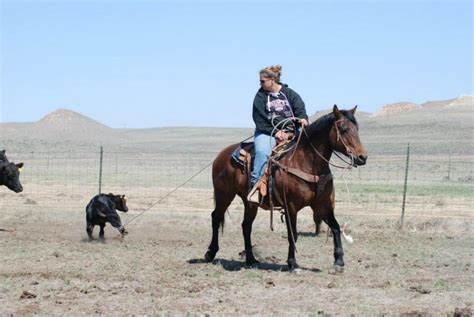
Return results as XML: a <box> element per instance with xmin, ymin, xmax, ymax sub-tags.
<box><xmin>205</xmin><ymin>190</ymin><xmax>235</xmax><ymax>262</ymax></box>
<box><xmin>241</xmin><ymin>199</ymin><xmax>259</xmax><ymax>267</ymax></box>
<box><xmin>312</xmin><ymin>207</ymin><xmax>322</xmax><ymax>236</ymax></box>
<box><xmin>315</xmin><ymin>218</ymin><xmax>322</xmax><ymax>236</ymax></box>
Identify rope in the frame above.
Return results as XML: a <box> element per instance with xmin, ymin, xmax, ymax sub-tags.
<box><xmin>123</xmin><ymin>134</ymin><xmax>254</xmax><ymax>227</ymax></box>
<box><xmin>270</xmin><ymin>117</ymin><xmax>300</xmax><ymax>156</ymax></box>
<box><xmin>123</xmin><ymin>161</ymin><xmax>213</xmax><ymax>226</ymax></box>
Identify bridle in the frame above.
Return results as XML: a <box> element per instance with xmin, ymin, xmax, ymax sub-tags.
<box><xmin>302</xmin><ymin>118</ymin><xmax>356</xmax><ymax>170</ymax></box>
<box><xmin>333</xmin><ymin>118</ymin><xmax>357</xmax><ymax>167</ymax></box>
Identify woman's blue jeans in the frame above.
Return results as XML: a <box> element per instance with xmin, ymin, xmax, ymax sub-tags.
<box><xmin>250</xmin><ymin>130</ymin><xmax>275</xmax><ymax>186</ymax></box>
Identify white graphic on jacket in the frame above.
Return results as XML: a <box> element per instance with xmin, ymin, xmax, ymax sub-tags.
<box><xmin>266</xmin><ymin>92</ymin><xmax>294</xmax><ymax>118</ymax></box>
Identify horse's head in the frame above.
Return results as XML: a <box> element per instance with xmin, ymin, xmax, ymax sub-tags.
<box><xmin>330</xmin><ymin>105</ymin><xmax>368</xmax><ymax>166</ymax></box>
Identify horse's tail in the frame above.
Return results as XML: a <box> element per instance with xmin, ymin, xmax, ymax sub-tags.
<box><xmin>213</xmin><ymin>192</ymin><xmax>226</xmax><ymax>234</ymax></box>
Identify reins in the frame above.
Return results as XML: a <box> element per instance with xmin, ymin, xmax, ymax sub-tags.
<box><xmin>302</xmin><ymin>119</ymin><xmax>354</xmax><ymax>170</ymax></box>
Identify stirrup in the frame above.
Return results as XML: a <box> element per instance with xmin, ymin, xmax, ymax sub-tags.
<box><xmin>247</xmin><ymin>183</ymin><xmax>260</xmax><ymax>204</ymax></box>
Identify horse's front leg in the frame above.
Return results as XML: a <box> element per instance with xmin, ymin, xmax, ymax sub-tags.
<box><xmin>242</xmin><ymin>201</ymin><xmax>259</xmax><ymax>267</ymax></box>
<box><xmin>284</xmin><ymin>208</ymin><xmax>299</xmax><ymax>272</ymax></box>
<box><xmin>325</xmin><ymin>211</ymin><xmax>344</xmax><ymax>273</ymax></box>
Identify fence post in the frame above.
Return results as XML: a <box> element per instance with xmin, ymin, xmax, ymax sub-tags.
<box><xmin>400</xmin><ymin>142</ymin><xmax>410</xmax><ymax>229</ymax></box>
<box><xmin>447</xmin><ymin>148</ymin><xmax>451</xmax><ymax>181</ymax></box>
<box><xmin>98</xmin><ymin>145</ymin><xmax>103</xmax><ymax>194</ymax></box>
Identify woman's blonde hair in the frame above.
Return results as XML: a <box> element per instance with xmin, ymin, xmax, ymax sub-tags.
<box><xmin>260</xmin><ymin>65</ymin><xmax>282</xmax><ymax>83</ymax></box>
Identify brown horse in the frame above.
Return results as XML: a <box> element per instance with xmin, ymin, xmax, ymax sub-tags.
<box><xmin>204</xmin><ymin>105</ymin><xmax>367</xmax><ymax>272</ymax></box>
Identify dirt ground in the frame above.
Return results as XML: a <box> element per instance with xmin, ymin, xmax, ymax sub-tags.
<box><xmin>0</xmin><ymin>203</ymin><xmax>472</xmax><ymax>316</ymax></box>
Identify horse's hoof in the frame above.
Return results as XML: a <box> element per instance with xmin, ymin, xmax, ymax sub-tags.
<box><xmin>288</xmin><ymin>260</ymin><xmax>300</xmax><ymax>272</ymax></box>
<box><xmin>204</xmin><ymin>251</ymin><xmax>215</xmax><ymax>262</ymax></box>
<box><xmin>333</xmin><ymin>264</ymin><xmax>344</xmax><ymax>274</ymax></box>
<box><xmin>246</xmin><ymin>259</ymin><xmax>260</xmax><ymax>268</ymax></box>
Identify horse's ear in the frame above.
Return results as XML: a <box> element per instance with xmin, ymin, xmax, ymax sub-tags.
<box><xmin>333</xmin><ymin>104</ymin><xmax>342</xmax><ymax>119</ymax></box>
<box><xmin>16</xmin><ymin>162</ymin><xmax>24</xmax><ymax>169</ymax></box>
<box><xmin>349</xmin><ymin>105</ymin><xmax>358</xmax><ymax>115</ymax></box>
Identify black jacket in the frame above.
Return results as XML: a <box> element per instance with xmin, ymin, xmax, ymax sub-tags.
<box><xmin>252</xmin><ymin>84</ymin><xmax>308</xmax><ymax>136</ymax></box>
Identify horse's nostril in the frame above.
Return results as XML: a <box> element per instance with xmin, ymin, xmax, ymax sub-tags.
<box><xmin>357</xmin><ymin>155</ymin><xmax>367</xmax><ymax>164</ymax></box>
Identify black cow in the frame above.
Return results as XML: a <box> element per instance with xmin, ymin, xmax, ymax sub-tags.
<box><xmin>0</xmin><ymin>150</ymin><xmax>24</xmax><ymax>193</ymax></box>
<box><xmin>86</xmin><ymin>193</ymin><xmax>129</xmax><ymax>240</ymax></box>
<box><xmin>0</xmin><ymin>150</ymin><xmax>9</xmax><ymax>163</ymax></box>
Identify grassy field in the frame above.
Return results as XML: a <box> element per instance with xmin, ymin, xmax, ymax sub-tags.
<box><xmin>1</xmin><ymin>104</ymin><xmax>473</xmax><ymax>315</ymax></box>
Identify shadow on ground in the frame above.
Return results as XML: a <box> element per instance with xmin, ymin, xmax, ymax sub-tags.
<box><xmin>188</xmin><ymin>258</ymin><xmax>322</xmax><ymax>273</ymax></box>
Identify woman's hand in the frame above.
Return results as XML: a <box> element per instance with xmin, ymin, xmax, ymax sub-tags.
<box><xmin>299</xmin><ymin>118</ymin><xmax>309</xmax><ymax>127</ymax></box>
<box><xmin>275</xmin><ymin>130</ymin><xmax>289</xmax><ymax>142</ymax></box>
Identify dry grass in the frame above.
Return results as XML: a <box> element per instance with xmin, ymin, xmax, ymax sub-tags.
<box><xmin>0</xmin><ymin>204</ymin><xmax>472</xmax><ymax>316</ymax></box>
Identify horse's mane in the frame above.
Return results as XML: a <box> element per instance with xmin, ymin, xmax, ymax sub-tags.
<box><xmin>305</xmin><ymin>112</ymin><xmax>335</xmax><ymax>137</ymax></box>
<box><xmin>304</xmin><ymin>109</ymin><xmax>358</xmax><ymax>139</ymax></box>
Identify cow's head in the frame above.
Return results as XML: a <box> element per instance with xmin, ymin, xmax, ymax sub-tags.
<box><xmin>0</xmin><ymin>162</ymin><xmax>24</xmax><ymax>193</ymax></box>
<box><xmin>109</xmin><ymin>193</ymin><xmax>129</xmax><ymax>212</ymax></box>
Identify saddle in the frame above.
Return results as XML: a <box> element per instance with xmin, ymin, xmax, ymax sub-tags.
<box><xmin>232</xmin><ymin>137</ymin><xmax>332</xmax><ymax>210</ymax></box>
<box><xmin>231</xmin><ymin>142</ymin><xmax>254</xmax><ymax>169</ymax></box>
<box><xmin>230</xmin><ymin>133</ymin><xmax>295</xmax><ymax>170</ymax></box>
<box><xmin>231</xmin><ymin>136</ymin><xmax>291</xmax><ymax>204</ymax></box>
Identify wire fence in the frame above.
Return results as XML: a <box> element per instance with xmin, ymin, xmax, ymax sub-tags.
<box><xmin>1</xmin><ymin>147</ymin><xmax>473</xmax><ymax>221</ymax></box>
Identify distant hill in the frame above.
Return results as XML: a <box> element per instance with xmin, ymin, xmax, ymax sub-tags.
<box><xmin>37</xmin><ymin>108</ymin><xmax>110</xmax><ymax>132</ymax></box>
<box><xmin>372</xmin><ymin>95</ymin><xmax>473</xmax><ymax>116</ymax></box>
<box><xmin>1</xmin><ymin>96</ymin><xmax>473</xmax><ymax>155</ymax></box>
<box><xmin>0</xmin><ymin>109</ymin><xmax>131</xmax><ymax>151</ymax></box>
<box><xmin>371</xmin><ymin>102</ymin><xmax>419</xmax><ymax>117</ymax></box>
<box><xmin>357</xmin><ymin>96</ymin><xmax>473</xmax><ymax>155</ymax></box>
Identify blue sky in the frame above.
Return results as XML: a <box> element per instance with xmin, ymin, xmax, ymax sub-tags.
<box><xmin>1</xmin><ymin>0</ymin><xmax>472</xmax><ymax>128</ymax></box>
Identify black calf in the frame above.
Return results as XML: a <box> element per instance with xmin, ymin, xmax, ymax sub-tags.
<box><xmin>85</xmin><ymin>193</ymin><xmax>129</xmax><ymax>240</ymax></box>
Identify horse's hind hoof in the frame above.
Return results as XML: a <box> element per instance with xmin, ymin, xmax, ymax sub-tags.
<box><xmin>333</xmin><ymin>265</ymin><xmax>344</xmax><ymax>274</ymax></box>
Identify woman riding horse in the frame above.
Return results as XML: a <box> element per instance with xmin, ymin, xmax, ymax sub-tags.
<box><xmin>205</xmin><ymin>105</ymin><xmax>367</xmax><ymax>272</ymax></box>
